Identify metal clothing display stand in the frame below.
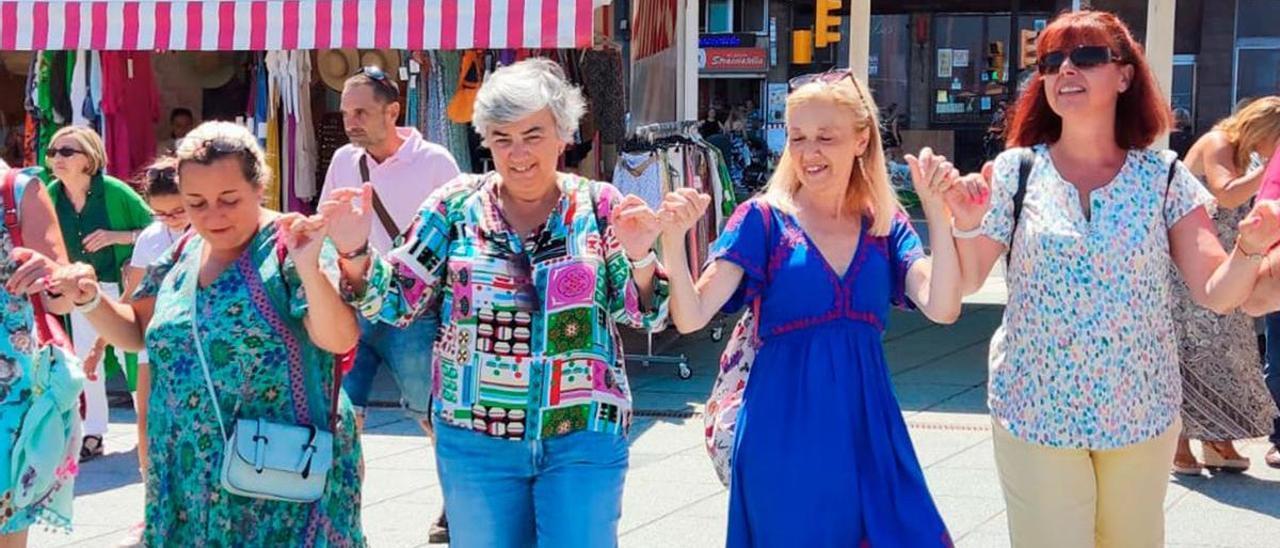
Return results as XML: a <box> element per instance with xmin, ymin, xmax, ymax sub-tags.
<box><xmin>620</xmin><ymin>121</ymin><xmax>726</xmax><ymax>380</ymax></box>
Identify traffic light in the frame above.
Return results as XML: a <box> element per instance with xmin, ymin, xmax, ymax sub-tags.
<box><xmin>1019</xmin><ymin>29</ymin><xmax>1038</xmax><ymax>69</ymax></box>
<box><xmin>815</xmin><ymin>0</ymin><xmax>842</xmax><ymax>48</ymax></box>
<box><xmin>985</xmin><ymin>40</ymin><xmax>1005</xmax><ymax>82</ymax></box>
<box><xmin>793</xmin><ymin>30</ymin><xmax>814</xmax><ymax>64</ymax></box>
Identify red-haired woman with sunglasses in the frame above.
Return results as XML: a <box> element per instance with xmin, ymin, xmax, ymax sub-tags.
<box><xmin>941</xmin><ymin>11</ymin><xmax>1280</xmax><ymax>547</ymax></box>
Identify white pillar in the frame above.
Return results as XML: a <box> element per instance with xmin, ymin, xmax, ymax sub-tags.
<box><xmin>1145</xmin><ymin>0</ymin><xmax>1176</xmax><ymax>149</ymax></box>
<box><xmin>678</xmin><ymin>0</ymin><xmax>699</xmax><ymax>122</ymax></box>
<box><xmin>848</xmin><ymin>0</ymin><xmax>871</xmax><ymax>84</ymax></box>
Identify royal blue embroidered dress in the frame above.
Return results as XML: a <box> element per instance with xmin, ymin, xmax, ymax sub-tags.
<box><xmin>713</xmin><ymin>200</ymin><xmax>951</xmax><ymax>547</ymax></box>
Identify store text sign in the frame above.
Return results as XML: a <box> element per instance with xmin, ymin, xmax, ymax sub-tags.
<box><xmin>699</xmin><ymin>48</ymin><xmax>768</xmax><ymax>73</ymax></box>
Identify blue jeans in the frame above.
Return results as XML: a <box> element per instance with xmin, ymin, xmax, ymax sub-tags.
<box><xmin>342</xmin><ymin>316</ymin><xmax>439</xmax><ymax>419</ymax></box>
<box><xmin>434</xmin><ymin>423</ymin><xmax>629</xmax><ymax>548</ymax></box>
<box><xmin>1264</xmin><ymin>313</ymin><xmax>1280</xmax><ymax>446</ymax></box>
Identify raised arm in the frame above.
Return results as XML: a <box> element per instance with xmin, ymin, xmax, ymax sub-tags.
<box><xmin>278</xmin><ymin>214</ymin><xmax>359</xmax><ymax>354</ymax></box>
<box><xmin>901</xmin><ymin>148</ymin><xmax>963</xmax><ymax>324</ymax></box>
<box><xmin>1198</xmin><ymin>132</ymin><xmax>1267</xmax><ymax>209</ymax></box>
<box><xmin>660</xmin><ymin>190</ymin><xmax>746</xmax><ymax>334</ymax></box>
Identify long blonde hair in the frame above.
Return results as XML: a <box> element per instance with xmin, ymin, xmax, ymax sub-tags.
<box><xmin>763</xmin><ymin>74</ymin><xmax>900</xmax><ymax>236</ymax></box>
<box><xmin>1213</xmin><ymin>96</ymin><xmax>1280</xmax><ymax>170</ymax></box>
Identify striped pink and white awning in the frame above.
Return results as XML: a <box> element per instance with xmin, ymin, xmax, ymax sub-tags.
<box><xmin>0</xmin><ymin>0</ymin><xmax>598</xmax><ymax>51</ymax></box>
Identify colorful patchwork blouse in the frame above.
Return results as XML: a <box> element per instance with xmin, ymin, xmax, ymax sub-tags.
<box><xmin>351</xmin><ymin>173</ymin><xmax>670</xmax><ymax>440</ymax></box>
<box><xmin>981</xmin><ymin>145</ymin><xmax>1214</xmax><ymax>449</ymax></box>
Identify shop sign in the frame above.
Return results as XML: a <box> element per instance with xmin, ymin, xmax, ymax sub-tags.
<box><xmin>700</xmin><ymin>47</ymin><xmax>768</xmax><ymax>73</ymax></box>
<box><xmin>699</xmin><ymin>33</ymin><xmax>757</xmax><ymax>48</ymax></box>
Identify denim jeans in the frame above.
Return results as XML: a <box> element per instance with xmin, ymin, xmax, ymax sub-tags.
<box><xmin>434</xmin><ymin>423</ymin><xmax>629</xmax><ymax>548</ymax></box>
<box><xmin>342</xmin><ymin>316</ymin><xmax>439</xmax><ymax>419</ymax></box>
<box><xmin>1263</xmin><ymin>313</ymin><xmax>1280</xmax><ymax>446</ymax></box>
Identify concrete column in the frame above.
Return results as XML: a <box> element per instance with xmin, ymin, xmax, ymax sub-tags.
<box><xmin>1145</xmin><ymin>0</ymin><xmax>1176</xmax><ymax>149</ymax></box>
<box><xmin>678</xmin><ymin>0</ymin><xmax>699</xmax><ymax>122</ymax></box>
<box><xmin>848</xmin><ymin>0</ymin><xmax>870</xmax><ymax>84</ymax></box>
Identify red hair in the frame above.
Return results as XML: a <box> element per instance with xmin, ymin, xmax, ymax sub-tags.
<box><xmin>1006</xmin><ymin>11</ymin><xmax>1172</xmax><ymax>149</ymax></box>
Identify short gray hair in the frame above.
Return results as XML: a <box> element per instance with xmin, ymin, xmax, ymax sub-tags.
<box><xmin>472</xmin><ymin>58</ymin><xmax>586</xmax><ymax>143</ymax></box>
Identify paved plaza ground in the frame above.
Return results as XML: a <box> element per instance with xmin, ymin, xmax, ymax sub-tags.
<box><xmin>33</xmin><ymin>266</ymin><xmax>1280</xmax><ymax>547</ymax></box>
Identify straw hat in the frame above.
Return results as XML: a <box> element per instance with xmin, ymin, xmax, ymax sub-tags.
<box><xmin>359</xmin><ymin>49</ymin><xmax>402</xmax><ymax>74</ymax></box>
<box><xmin>186</xmin><ymin>52</ymin><xmax>236</xmax><ymax>89</ymax></box>
<box><xmin>318</xmin><ymin>49</ymin><xmax>360</xmax><ymax>92</ymax></box>
<box><xmin>1</xmin><ymin>51</ymin><xmax>32</xmax><ymax>77</ymax></box>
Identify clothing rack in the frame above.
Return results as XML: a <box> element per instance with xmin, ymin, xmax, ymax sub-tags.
<box><xmin>620</xmin><ymin>120</ymin><xmax>729</xmax><ymax>380</ymax></box>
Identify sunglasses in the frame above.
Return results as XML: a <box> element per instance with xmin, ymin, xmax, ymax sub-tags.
<box><xmin>357</xmin><ymin>66</ymin><xmax>399</xmax><ymax>98</ymax></box>
<box><xmin>1036</xmin><ymin>45</ymin><xmax>1121</xmax><ymax>75</ymax></box>
<box><xmin>45</xmin><ymin>147</ymin><xmax>85</xmax><ymax>159</ymax></box>
<box><xmin>788</xmin><ymin>67</ymin><xmax>870</xmax><ymax>105</ymax></box>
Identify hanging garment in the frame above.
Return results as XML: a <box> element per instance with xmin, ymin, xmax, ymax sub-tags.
<box><xmin>291</xmin><ymin>51</ymin><xmax>318</xmax><ymax>204</ymax></box>
<box><xmin>69</xmin><ymin>51</ymin><xmax>90</xmax><ymax>126</ymax></box>
<box><xmin>100</xmin><ymin>51</ymin><xmax>159</xmax><ymax>181</ymax></box>
<box><xmin>447</xmin><ymin>51</ymin><xmax>483</xmax><ymax>124</ymax></box>
<box><xmin>612</xmin><ymin>152</ymin><xmax>665</xmax><ymax>209</ymax></box>
<box><xmin>581</xmin><ymin>49</ymin><xmax>626</xmax><ymax>144</ymax></box>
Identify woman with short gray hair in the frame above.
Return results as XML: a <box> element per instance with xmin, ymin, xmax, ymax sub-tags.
<box><xmin>321</xmin><ymin>58</ymin><xmax>670</xmax><ymax>547</ymax></box>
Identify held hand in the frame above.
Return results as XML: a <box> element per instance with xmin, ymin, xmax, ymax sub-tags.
<box><xmin>83</xmin><ymin>338</ymin><xmax>107</xmax><ymax>381</ymax></box>
<box><xmin>904</xmin><ymin>147</ymin><xmax>959</xmax><ymax>211</ymax></box>
<box><xmin>82</xmin><ymin>229</ymin><xmax>131</xmax><ymax>253</ymax></box>
<box><xmin>1238</xmin><ymin>200</ymin><xmax>1280</xmax><ymax>255</ymax></box>
<box><xmin>7</xmin><ymin>247</ymin><xmax>58</xmax><ymax>296</ymax></box>
<box><xmin>276</xmin><ymin>213</ymin><xmax>327</xmax><ymax>271</ymax></box>
<box><xmin>316</xmin><ymin>184</ymin><xmax>374</xmax><ymax>255</ymax></box>
<box><xmin>658</xmin><ymin>189</ymin><xmax>712</xmax><ymax>240</ymax></box>
<box><xmin>944</xmin><ymin>162</ymin><xmax>995</xmax><ymax>231</ymax></box>
<box><xmin>47</xmin><ymin>262</ymin><xmax>100</xmax><ymax>305</ymax></box>
<box><xmin>611</xmin><ymin>194</ymin><xmax>663</xmax><ymax>260</ymax></box>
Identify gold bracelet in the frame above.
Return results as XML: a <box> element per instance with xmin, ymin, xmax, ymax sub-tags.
<box><xmin>1235</xmin><ymin>237</ymin><xmax>1267</xmax><ymax>262</ymax></box>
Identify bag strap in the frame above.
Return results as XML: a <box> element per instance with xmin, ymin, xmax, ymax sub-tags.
<box><xmin>749</xmin><ymin>201</ymin><xmax>773</xmax><ymax>344</ymax></box>
<box><xmin>1006</xmin><ymin>148</ymin><xmax>1036</xmax><ymax>267</ymax></box>
<box><xmin>192</xmin><ymin>292</ymin><xmax>231</xmax><ymax>444</ymax></box>
<box><xmin>2</xmin><ymin>170</ymin><xmax>55</xmax><ymax>344</ymax></box>
<box><xmin>360</xmin><ymin>155</ymin><xmax>403</xmax><ymax>243</ymax></box>
<box><xmin>270</xmin><ymin>241</ymin><xmax>343</xmax><ymax>428</ymax></box>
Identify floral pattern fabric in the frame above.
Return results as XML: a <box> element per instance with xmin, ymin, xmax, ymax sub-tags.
<box><xmin>134</xmin><ymin>225</ymin><xmax>364</xmax><ymax>546</ymax></box>
<box><xmin>0</xmin><ymin>172</ymin><xmax>79</xmax><ymax>534</ymax></box>
<box><xmin>981</xmin><ymin>145</ymin><xmax>1214</xmax><ymax>450</ymax></box>
<box><xmin>351</xmin><ymin>173</ymin><xmax>670</xmax><ymax>441</ymax></box>
<box><xmin>1169</xmin><ymin>171</ymin><xmax>1278</xmax><ymax>441</ymax></box>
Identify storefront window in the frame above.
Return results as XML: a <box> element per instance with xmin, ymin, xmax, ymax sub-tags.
<box><xmin>1234</xmin><ymin>0</ymin><xmax>1280</xmax><ymax>105</ymax></box>
<box><xmin>1236</xmin><ymin>48</ymin><xmax>1280</xmax><ymax>103</ymax></box>
<box><xmin>1236</xmin><ymin>0</ymin><xmax>1280</xmax><ymax>40</ymax></box>
<box><xmin>869</xmin><ymin>15</ymin><xmax>911</xmax><ymax>129</ymax></box>
<box><xmin>930</xmin><ymin>14</ymin><xmax>1047</xmax><ymax>126</ymax></box>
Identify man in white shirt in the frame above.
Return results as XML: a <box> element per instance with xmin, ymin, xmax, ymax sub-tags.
<box><xmin>320</xmin><ymin>68</ymin><xmax>460</xmax><ymax>543</ymax></box>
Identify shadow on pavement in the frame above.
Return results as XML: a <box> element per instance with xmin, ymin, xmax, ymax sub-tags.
<box><xmin>1172</xmin><ymin>472</ymin><xmax>1280</xmax><ymax>518</ymax></box>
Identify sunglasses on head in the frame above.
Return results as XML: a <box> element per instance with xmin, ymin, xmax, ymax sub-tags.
<box><xmin>357</xmin><ymin>66</ymin><xmax>399</xmax><ymax>98</ymax></box>
<box><xmin>45</xmin><ymin>147</ymin><xmax>85</xmax><ymax>159</ymax></box>
<box><xmin>788</xmin><ymin>67</ymin><xmax>869</xmax><ymax>104</ymax></box>
<box><xmin>1036</xmin><ymin>45</ymin><xmax>1121</xmax><ymax>75</ymax></box>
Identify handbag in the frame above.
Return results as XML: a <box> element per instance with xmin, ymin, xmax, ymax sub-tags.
<box><xmin>703</xmin><ymin>202</ymin><xmax>771</xmax><ymax>487</ymax></box>
<box><xmin>1</xmin><ymin>169</ymin><xmax>85</xmax><ymax>509</ymax></box>
<box><xmin>190</xmin><ymin>239</ymin><xmax>340</xmax><ymax>504</ymax></box>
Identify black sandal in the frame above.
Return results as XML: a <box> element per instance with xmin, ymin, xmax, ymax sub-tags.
<box><xmin>80</xmin><ymin>435</ymin><xmax>104</xmax><ymax>462</ymax></box>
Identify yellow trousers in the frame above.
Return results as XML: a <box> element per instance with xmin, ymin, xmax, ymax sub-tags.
<box><xmin>992</xmin><ymin>417</ymin><xmax>1180</xmax><ymax>548</ymax></box>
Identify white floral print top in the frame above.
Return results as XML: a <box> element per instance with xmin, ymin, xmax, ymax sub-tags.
<box><xmin>981</xmin><ymin>145</ymin><xmax>1214</xmax><ymax>449</ymax></box>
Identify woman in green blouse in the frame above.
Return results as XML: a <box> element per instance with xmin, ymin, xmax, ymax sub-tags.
<box><xmin>43</xmin><ymin>125</ymin><xmax>152</xmax><ymax>460</ymax></box>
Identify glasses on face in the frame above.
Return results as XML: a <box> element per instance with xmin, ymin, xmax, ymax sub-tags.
<box><xmin>45</xmin><ymin>147</ymin><xmax>85</xmax><ymax>159</ymax></box>
<box><xmin>1037</xmin><ymin>45</ymin><xmax>1121</xmax><ymax>75</ymax></box>
<box><xmin>788</xmin><ymin>67</ymin><xmax>870</xmax><ymax>105</ymax></box>
<box><xmin>152</xmin><ymin>207</ymin><xmax>187</xmax><ymax>221</ymax></box>
<box><xmin>357</xmin><ymin>66</ymin><xmax>399</xmax><ymax>98</ymax></box>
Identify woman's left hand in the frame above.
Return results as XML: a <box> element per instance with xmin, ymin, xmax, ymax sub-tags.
<box><xmin>1238</xmin><ymin>200</ymin><xmax>1280</xmax><ymax>256</ymax></box>
<box><xmin>277</xmin><ymin>213</ymin><xmax>328</xmax><ymax>271</ymax></box>
<box><xmin>905</xmin><ymin>147</ymin><xmax>959</xmax><ymax>211</ymax></box>
<box><xmin>611</xmin><ymin>194</ymin><xmax>663</xmax><ymax>260</ymax></box>
<box><xmin>82</xmin><ymin>229</ymin><xmax>134</xmax><ymax>253</ymax></box>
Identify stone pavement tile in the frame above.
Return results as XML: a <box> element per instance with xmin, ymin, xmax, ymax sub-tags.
<box><xmin>632</xmin><ymin>390</ymin><xmax>702</xmax><ymax>414</ymax></box>
<box><xmin>894</xmin><ymin>383</ymin><xmax>979</xmax><ymax>414</ymax></box>
<box><xmin>926</xmin><ymin>385</ymin><xmax>990</xmax><ymax>415</ymax></box>
<box><xmin>627</xmin><ymin>418</ymin><xmax>704</xmax><ymax>456</ymax></box>
<box><xmin>908</xmin><ymin>429</ymin><xmax>992</xmax><ymax>468</ymax></box>
<box><xmin>40</xmin><ymin>525</ymin><xmax>133</xmax><ymax>548</ymax></box>
<box><xmin>620</xmin><ymin>514</ymin><xmax>728</xmax><ymax>548</ymax></box>
<box><xmin>618</xmin><ymin>476</ymin><xmax>726</xmax><ymax>535</ymax></box>
<box><xmin>365</xmin><ymin>445</ymin><xmax>439</xmax><ymax>472</ymax></box>
<box><xmin>360</xmin><ymin>499</ymin><xmax>444</xmax><ymax>548</ymax></box>
<box><xmin>923</xmin><ymin>468</ymin><xmax>1005</xmax><ymax>501</ymax></box>
<box><xmin>359</xmin><ymin>462</ymin><xmax>436</xmax><ymax>506</ymax></box>
<box><xmin>926</xmin><ymin>434</ymin><xmax>997</xmax><ymax>470</ymax></box>
<box><xmin>891</xmin><ymin>343</ymin><xmax>990</xmax><ymax>386</ymax></box>
<box><xmin>934</xmin><ymin>494</ymin><xmax>1007</xmax><ymax>540</ymax></box>
<box><xmin>954</xmin><ymin>529</ymin><xmax>1013</xmax><ymax>548</ymax></box>
<box><xmin>907</xmin><ymin>411</ymin><xmax>996</xmax><ymax>430</ymax></box>
<box><xmin>626</xmin><ymin>449</ymin><xmax>724</xmax><ymax>488</ymax></box>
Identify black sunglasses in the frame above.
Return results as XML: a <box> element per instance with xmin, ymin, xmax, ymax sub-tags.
<box><xmin>45</xmin><ymin>146</ymin><xmax>85</xmax><ymax>159</ymax></box>
<box><xmin>357</xmin><ymin>66</ymin><xmax>399</xmax><ymax>98</ymax></box>
<box><xmin>788</xmin><ymin>67</ymin><xmax>870</xmax><ymax>105</ymax></box>
<box><xmin>1036</xmin><ymin>45</ymin><xmax>1121</xmax><ymax>75</ymax></box>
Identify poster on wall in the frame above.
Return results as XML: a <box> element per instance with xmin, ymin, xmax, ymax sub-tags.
<box><xmin>953</xmin><ymin>50</ymin><xmax>969</xmax><ymax>67</ymax></box>
<box><xmin>937</xmin><ymin>49</ymin><xmax>953</xmax><ymax>78</ymax></box>
<box><xmin>767</xmin><ymin>83</ymin><xmax>788</xmax><ymax>123</ymax></box>
<box><xmin>630</xmin><ymin>0</ymin><xmax>680</xmax><ymax>126</ymax></box>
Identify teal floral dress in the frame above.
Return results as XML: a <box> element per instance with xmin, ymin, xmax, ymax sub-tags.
<box><xmin>134</xmin><ymin>224</ymin><xmax>365</xmax><ymax>546</ymax></box>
